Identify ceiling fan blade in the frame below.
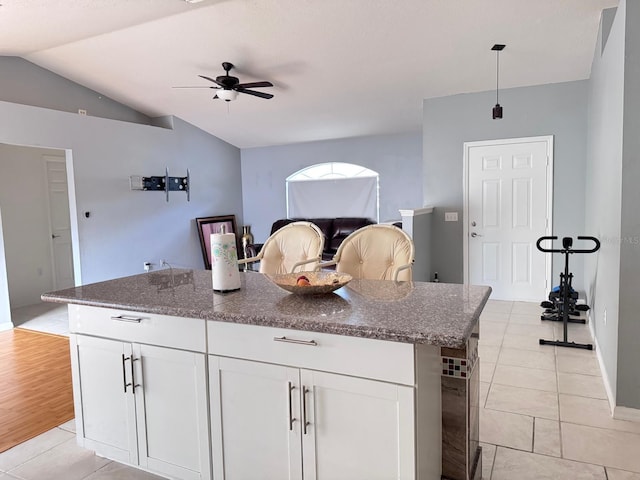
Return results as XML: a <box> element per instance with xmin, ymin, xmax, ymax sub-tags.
<box><xmin>235</xmin><ymin>81</ymin><xmax>273</xmax><ymax>89</ymax></box>
<box><xmin>172</xmin><ymin>86</ymin><xmax>217</xmax><ymax>89</ymax></box>
<box><xmin>199</xmin><ymin>74</ymin><xmax>225</xmax><ymax>88</ymax></box>
<box><xmin>236</xmin><ymin>87</ymin><xmax>274</xmax><ymax>99</ymax></box>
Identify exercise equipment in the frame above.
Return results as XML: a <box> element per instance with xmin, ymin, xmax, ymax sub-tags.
<box><xmin>536</xmin><ymin>236</ymin><xmax>600</xmax><ymax>350</ymax></box>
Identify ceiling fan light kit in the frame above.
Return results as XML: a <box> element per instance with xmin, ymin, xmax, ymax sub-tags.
<box><xmin>491</xmin><ymin>44</ymin><xmax>505</xmax><ymax>119</ymax></box>
<box><xmin>216</xmin><ymin>89</ymin><xmax>238</xmax><ymax>102</ymax></box>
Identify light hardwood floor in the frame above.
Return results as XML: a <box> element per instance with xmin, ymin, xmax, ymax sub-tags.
<box><xmin>0</xmin><ymin>328</ymin><xmax>74</xmax><ymax>453</ymax></box>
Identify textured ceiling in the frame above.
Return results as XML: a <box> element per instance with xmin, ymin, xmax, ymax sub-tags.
<box><xmin>0</xmin><ymin>0</ymin><xmax>618</xmax><ymax>148</ymax></box>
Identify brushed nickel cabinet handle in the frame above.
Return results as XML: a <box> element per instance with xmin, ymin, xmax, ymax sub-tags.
<box><xmin>288</xmin><ymin>382</ymin><xmax>297</xmax><ymax>431</ymax></box>
<box><xmin>273</xmin><ymin>336</ymin><xmax>318</xmax><ymax>347</ymax></box>
<box><xmin>111</xmin><ymin>315</ymin><xmax>143</xmax><ymax>323</ymax></box>
<box><xmin>302</xmin><ymin>386</ymin><xmax>310</xmax><ymax>435</ymax></box>
<box><xmin>130</xmin><ymin>357</ymin><xmax>140</xmax><ymax>393</ymax></box>
<box><xmin>121</xmin><ymin>354</ymin><xmax>132</xmax><ymax>393</ymax></box>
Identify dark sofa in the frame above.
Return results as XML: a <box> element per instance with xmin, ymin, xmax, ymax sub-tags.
<box><xmin>251</xmin><ymin>217</ymin><xmax>376</xmax><ymax>261</ymax></box>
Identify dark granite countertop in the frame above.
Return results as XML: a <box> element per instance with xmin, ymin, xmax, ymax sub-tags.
<box><xmin>42</xmin><ymin>269</ymin><xmax>491</xmax><ymax>349</ymax></box>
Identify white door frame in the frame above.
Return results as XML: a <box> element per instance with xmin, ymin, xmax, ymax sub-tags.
<box><xmin>463</xmin><ymin>135</ymin><xmax>554</xmax><ymax>296</ymax></box>
<box><xmin>64</xmin><ymin>148</ymin><xmax>82</xmax><ymax>286</ymax></box>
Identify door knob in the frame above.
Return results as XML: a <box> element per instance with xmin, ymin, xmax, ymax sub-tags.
<box><xmin>51</xmin><ymin>234</ymin><xmax>60</xmax><ymax>239</ymax></box>
<box><xmin>471</xmin><ymin>232</ymin><xmax>483</xmax><ymax>238</ymax></box>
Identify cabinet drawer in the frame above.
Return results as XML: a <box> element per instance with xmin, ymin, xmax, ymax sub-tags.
<box><xmin>69</xmin><ymin>305</ymin><xmax>206</xmax><ymax>353</ymax></box>
<box><xmin>208</xmin><ymin>321</ymin><xmax>415</xmax><ymax>385</ymax></box>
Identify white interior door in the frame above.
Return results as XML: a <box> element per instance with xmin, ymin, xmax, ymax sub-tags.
<box><xmin>44</xmin><ymin>156</ymin><xmax>75</xmax><ymax>289</ymax></box>
<box><xmin>464</xmin><ymin>137</ymin><xmax>552</xmax><ymax>301</ymax></box>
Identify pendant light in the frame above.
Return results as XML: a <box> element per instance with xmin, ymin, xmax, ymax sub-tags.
<box><xmin>491</xmin><ymin>44</ymin><xmax>505</xmax><ymax>119</ymax></box>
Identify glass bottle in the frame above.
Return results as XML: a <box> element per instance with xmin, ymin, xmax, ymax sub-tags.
<box><xmin>241</xmin><ymin>225</ymin><xmax>254</xmax><ymax>259</ymax></box>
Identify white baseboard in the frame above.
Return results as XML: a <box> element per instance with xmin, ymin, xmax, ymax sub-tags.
<box><xmin>614</xmin><ymin>406</ymin><xmax>640</xmax><ymax>423</ymax></box>
<box><xmin>588</xmin><ymin>313</ymin><xmax>640</xmax><ymax>422</ymax></box>
<box><xmin>0</xmin><ymin>321</ymin><xmax>14</xmax><ymax>332</ymax></box>
<box><xmin>589</xmin><ymin>314</ymin><xmax>617</xmax><ymax>414</ymax></box>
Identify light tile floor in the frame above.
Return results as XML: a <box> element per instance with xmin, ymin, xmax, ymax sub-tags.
<box><xmin>2</xmin><ymin>300</ymin><xmax>640</xmax><ymax>479</ymax></box>
<box><xmin>480</xmin><ymin>300</ymin><xmax>640</xmax><ymax>480</ymax></box>
<box><xmin>11</xmin><ymin>302</ymin><xmax>69</xmax><ymax>336</ymax></box>
<box><xmin>0</xmin><ymin>420</ymin><xmax>164</xmax><ymax>480</ymax></box>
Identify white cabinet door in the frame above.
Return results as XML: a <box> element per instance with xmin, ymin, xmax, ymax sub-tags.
<box><xmin>134</xmin><ymin>344</ymin><xmax>211</xmax><ymax>480</ymax></box>
<box><xmin>208</xmin><ymin>356</ymin><xmax>415</xmax><ymax>480</ymax></box>
<box><xmin>300</xmin><ymin>370</ymin><xmax>415</xmax><ymax>480</ymax></box>
<box><xmin>72</xmin><ymin>335</ymin><xmax>210</xmax><ymax>480</ymax></box>
<box><xmin>209</xmin><ymin>356</ymin><xmax>302</xmax><ymax>480</ymax></box>
<box><xmin>71</xmin><ymin>335</ymin><xmax>138</xmax><ymax>465</ymax></box>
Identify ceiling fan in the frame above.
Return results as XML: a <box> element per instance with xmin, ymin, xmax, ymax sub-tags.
<box><xmin>187</xmin><ymin>62</ymin><xmax>274</xmax><ymax>102</ymax></box>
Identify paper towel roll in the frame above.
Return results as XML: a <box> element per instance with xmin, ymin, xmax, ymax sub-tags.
<box><xmin>210</xmin><ymin>231</ymin><xmax>241</xmax><ymax>292</ymax></box>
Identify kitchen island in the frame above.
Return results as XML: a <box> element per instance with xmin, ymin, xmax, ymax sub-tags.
<box><xmin>43</xmin><ymin>269</ymin><xmax>490</xmax><ymax>480</ymax></box>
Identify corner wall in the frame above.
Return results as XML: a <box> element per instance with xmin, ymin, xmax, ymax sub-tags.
<box><xmin>585</xmin><ymin>0</ymin><xmax>640</xmax><ymax>411</ymax></box>
<box><xmin>584</xmin><ymin>5</ymin><xmax>624</xmax><ymax>407</ymax></box>
<box><xmin>0</xmin><ymin>101</ymin><xmax>242</xmax><ymax>285</ymax></box>
<box><xmin>618</xmin><ymin>0</ymin><xmax>640</xmax><ymax>409</ymax></box>
<box><xmin>423</xmin><ymin>81</ymin><xmax>588</xmax><ymax>285</ymax></box>
<box><xmin>0</xmin><ymin>57</ymin><xmax>151</xmax><ymax>125</ymax></box>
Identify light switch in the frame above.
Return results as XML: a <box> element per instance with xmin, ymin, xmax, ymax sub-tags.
<box><xmin>445</xmin><ymin>212</ymin><xmax>458</xmax><ymax>222</ymax></box>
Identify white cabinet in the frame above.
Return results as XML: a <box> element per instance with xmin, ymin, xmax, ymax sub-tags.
<box><xmin>69</xmin><ymin>305</ymin><xmax>211</xmax><ymax>480</ymax></box>
<box><xmin>300</xmin><ymin>369</ymin><xmax>415</xmax><ymax>480</ymax></box>
<box><xmin>208</xmin><ymin>323</ymin><xmax>422</xmax><ymax>480</ymax></box>
<box><xmin>71</xmin><ymin>335</ymin><xmax>137</xmax><ymax>464</ymax></box>
<box><xmin>133</xmin><ymin>343</ymin><xmax>210</xmax><ymax>480</ymax></box>
<box><xmin>209</xmin><ymin>357</ymin><xmax>302</xmax><ymax>480</ymax></box>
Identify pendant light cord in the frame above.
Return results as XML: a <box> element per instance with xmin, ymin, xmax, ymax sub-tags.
<box><xmin>496</xmin><ymin>50</ymin><xmax>500</xmax><ymax>104</ymax></box>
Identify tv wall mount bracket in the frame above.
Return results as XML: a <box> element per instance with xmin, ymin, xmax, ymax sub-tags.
<box><xmin>129</xmin><ymin>167</ymin><xmax>190</xmax><ymax>202</ymax></box>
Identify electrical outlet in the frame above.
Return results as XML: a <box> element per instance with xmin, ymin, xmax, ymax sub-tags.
<box><xmin>144</xmin><ymin>261</ymin><xmax>152</xmax><ymax>272</ymax></box>
<box><xmin>78</xmin><ymin>109</ymin><xmax>87</xmax><ymax>115</ymax></box>
<box><xmin>445</xmin><ymin>212</ymin><xmax>458</xmax><ymax>222</ymax></box>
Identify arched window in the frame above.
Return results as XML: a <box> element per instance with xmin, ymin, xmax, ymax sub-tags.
<box><xmin>286</xmin><ymin>162</ymin><xmax>379</xmax><ymax>221</ymax></box>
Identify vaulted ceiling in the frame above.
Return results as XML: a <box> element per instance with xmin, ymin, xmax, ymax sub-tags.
<box><xmin>0</xmin><ymin>0</ymin><xmax>618</xmax><ymax>148</ymax></box>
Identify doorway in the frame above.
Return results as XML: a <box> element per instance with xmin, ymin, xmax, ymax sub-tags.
<box><xmin>0</xmin><ymin>144</ymin><xmax>80</xmax><ymax>330</ymax></box>
<box><xmin>463</xmin><ymin>136</ymin><xmax>553</xmax><ymax>301</ymax></box>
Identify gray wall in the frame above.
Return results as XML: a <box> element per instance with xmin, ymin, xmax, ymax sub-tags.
<box><xmin>584</xmin><ymin>5</ymin><xmax>624</xmax><ymax>406</ymax></box>
<box><xmin>0</xmin><ymin>145</ymin><xmax>64</xmax><ymax>308</ymax></box>
<box><xmin>0</xmin><ymin>57</ymin><xmax>152</xmax><ymax>125</ymax></box>
<box><xmin>619</xmin><ymin>0</ymin><xmax>640</xmax><ymax>410</ymax></box>
<box><xmin>240</xmin><ymin>132</ymin><xmax>423</xmax><ymax>242</ymax></box>
<box><xmin>423</xmin><ymin>81</ymin><xmax>588</xmax><ymax>286</ymax></box>
<box><xmin>586</xmin><ymin>1</ymin><xmax>640</xmax><ymax>410</ymax></box>
<box><xmin>0</xmin><ymin>101</ymin><xmax>241</xmax><ymax>290</ymax></box>
<box><xmin>401</xmin><ymin>210</ymin><xmax>432</xmax><ymax>282</ymax></box>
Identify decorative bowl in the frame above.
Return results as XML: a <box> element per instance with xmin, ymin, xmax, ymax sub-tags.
<box><xmin>266</xmin><ymin>271</ymin><xmax>352</xmax><ymax>295</ymax></box>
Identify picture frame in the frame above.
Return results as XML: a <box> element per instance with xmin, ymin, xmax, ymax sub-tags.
<box><xmin>195</xmin><ymin>215</ymin><xmax>239</xmax><ymax>270</ymax></box>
